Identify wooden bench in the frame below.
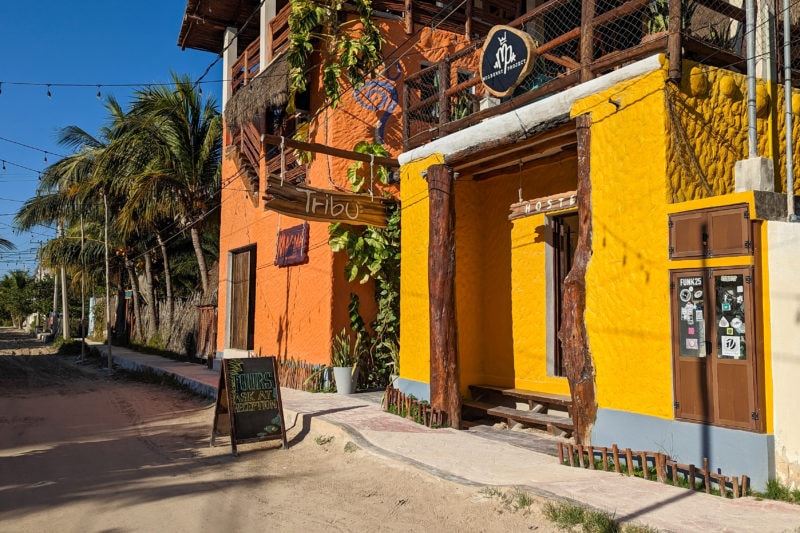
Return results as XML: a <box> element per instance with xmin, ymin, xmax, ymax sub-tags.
<box><xmin>486</xmin><ymin>405</ymin><xmax>574</xmax><ymax>434</ymax></box>
<box><xmin>465</xmin><ymin>384</ymin><xmax>573</xmax><ymax>436</ymax></box>
<box><xmin>469</xmin><ymin>384</ymin><xmax>572</xmax><ymax>412</ymax></box>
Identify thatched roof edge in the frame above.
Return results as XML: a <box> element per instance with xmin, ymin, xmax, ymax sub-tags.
<box><xmin>224</xmin><ymin>52</ymin><xmax>290</xmax><ymax>128</ymax></box>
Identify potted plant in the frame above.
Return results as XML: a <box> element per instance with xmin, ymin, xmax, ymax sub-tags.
<box><xmin>331</xmin><ymin>328</ymin><xmax>359</xmax><ymax>394</ymax></box>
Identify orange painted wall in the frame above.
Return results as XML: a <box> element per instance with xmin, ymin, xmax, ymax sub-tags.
<box><xmin>217</xmin><ymin>18</ymin><xmax>469</xmax><ymax>365</ymax></box>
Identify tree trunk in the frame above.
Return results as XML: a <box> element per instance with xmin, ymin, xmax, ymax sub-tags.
<box><xmin>557</xmin><ymin>113</ymin><xmax>597</xmax><ymax>444</ymax></box>
<box><xmin>142</xmin><ymin>252</ymin><xmax>158</xmax><ymax>340</ymax></box>
<box><xmin>125</xmin><ymin>258</ymin><xmax>144</xmax><ymax>342</ymax></box>
<box><xmin>60</xmin><ymin>264</ymin><xmax>70</xmax><ymax>340</ymax></box>
<box><xmin>426</xmin><ymin>164</ymin><xmax>461</xmax><ymax>430</ymax></box>
<box><xmin>156</xmin><ymin>231</ymin><xmax>174</xmax><ymax>331</ymax></box>
<box><xmin>190</xmin><ymin>226</ymin><xmax>210</xmax><ymax>297</ymax></box>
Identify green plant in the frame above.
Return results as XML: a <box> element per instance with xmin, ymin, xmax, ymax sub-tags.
<box><xmin>344</xmin><ymin>441</ymin><xmax>359</xmax><ymax>453</ymax></box>
<box><xmin>755</xmin><ymin>479</ymin><xmax>800</xmax><ymax>504</ymax></box>
<box><xmin>542</xmin><ymin>501</ymin><xmax>620</xmax><ymax>532</ymax></box>
<box><xmin>287</xmin><ymin>0</ymin><xmax>385</xmax><ymax>110</ymax></box>
<box><xmin>314</xmin><ymin>434</ymin><xmax>334</xmax><ymax>445</ymax></box>
<box><xmin>703</xmin><ymin>20</ymin><xmax>736</xmax><ymax>50</ymax></box>
<box><xmin>329</xmin><ymin>201</ymin><xmax>400</xmax><ymax>389</ymax></box>
<box><xmin>331</xmin><ymin>327</ymin><xmax>359</xmax><ymax>367</ymax></box>
<box><xmin>645</xmin><ymin>0</ymin><xmax>697</xmax><ymax>34</ymax></box>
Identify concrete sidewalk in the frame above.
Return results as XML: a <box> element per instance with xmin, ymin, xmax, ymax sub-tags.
<box><xmin>95</xmin><ymin>343</ymin><xmax>800</xmax><ymax>532</ymax></box>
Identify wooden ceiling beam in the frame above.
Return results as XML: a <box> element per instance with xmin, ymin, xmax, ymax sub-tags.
<box><xmin>455</xmin><ymin>130</ymin><xmax>577</xmax><ymax>177</ymax></box>
<box><xmin>471</xmin><ymin>147</ymin><xmax>577</xmax><ymax>182</ymax></box>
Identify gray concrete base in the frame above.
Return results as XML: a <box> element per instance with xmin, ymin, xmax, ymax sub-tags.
<box><xmin>592</xmin><ymin>408</ymin><xmax>775</xmax><ymax>490</ymax></box>
<box><xmin>394</xmin><ymin>377</ymin><xmax>430</xmax><ymax>402</ymax></box>
<box><xmin>735</xmin><ymin>157</ymin><xmax>775</xmax><ymax>192</ymax></box>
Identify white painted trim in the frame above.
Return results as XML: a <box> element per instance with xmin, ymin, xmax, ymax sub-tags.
<box><xmin>398</xmin><ymin>54</ymin><xmax>663</xmax><ymax>166</ymax></box>
<box><xmin>222</xmin><ymin>27</ymin><xmax>238</xmax><ymax>111</ymax></box>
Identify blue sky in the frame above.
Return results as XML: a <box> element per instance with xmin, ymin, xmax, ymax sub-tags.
<box><xmin>0</xmin><ymin>1</ymin><xmax>222</xmax><ymax>277</ymax></box>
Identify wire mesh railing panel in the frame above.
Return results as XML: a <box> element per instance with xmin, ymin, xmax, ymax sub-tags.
<box><xmin>402</xmin><ymin>0</ymin><xmax>747</xmax><ymax>148</ymax></box>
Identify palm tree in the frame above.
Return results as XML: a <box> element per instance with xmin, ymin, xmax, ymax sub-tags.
<box><xmin>0</xmin><ymin>236</ymin><xmax>13</xmax><ymax>250</ymax></box>
<box><xmin>119</xmin><ymin>73</ymin><xmax>222</xmax><ymax>298</ymax></box>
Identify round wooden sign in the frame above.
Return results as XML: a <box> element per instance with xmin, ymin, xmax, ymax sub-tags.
<box><xmin>480</xmin><ymin>26</ymin><xmax>538</xmax><ymax>99</ymax></box>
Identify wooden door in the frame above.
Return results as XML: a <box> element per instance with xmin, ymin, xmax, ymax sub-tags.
<box><xmin>230</xmin><ymin>248</ymin><xmax>255</xmax><ymax>350</ymax></box>
<box><xmin>671</xmin><ymin>271</ymin><xmax>711</xmax><ymax>422</ymax></box>
<box><xmin>710</xmin><ymin>268</ymin><xmax>759</xmax><ymax>431</ymax></box>
<box><xmin>671</xmin><ymin>267</ymin><xmax>760</xmax><ymax>431</ymax></box>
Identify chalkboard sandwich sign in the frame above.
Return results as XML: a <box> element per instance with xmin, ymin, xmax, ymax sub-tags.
<box><xmin>480</xmin><ymin>25</ymin><xmax>538</xmax><ymax>99</ymax></box>
<box><xmin>211</xmin><ymin>356</ymin><xmax>288</xmax><ymax>455</ymax></box>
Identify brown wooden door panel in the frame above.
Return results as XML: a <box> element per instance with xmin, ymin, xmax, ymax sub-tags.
<box><xmin>670</xmin><ymin>266</ymin><xmax>761</xmax><ymax>432</ymax></box>
<box><xmin>675</xmin><ymin>358</ymin><xmax>711</xmax><ymax>422</ymax></box>
<box><xmin>670</xmin><ymin>211</ymin><xmax>707</xmax><ymax>259</ymax></box>
<box><xmin>708</xmin><ymin>206</ymin><xmax>751</xmax><ymax>257</ymax></box>
<box><xmin>230</xmin><ymin>248</ymin><xmax>255</xmax><ymax>350</ymax></box>
<box><xmin>714</xmin><ymin>362</ymin><xmax>755</xmax><ymax>430</ymax></box>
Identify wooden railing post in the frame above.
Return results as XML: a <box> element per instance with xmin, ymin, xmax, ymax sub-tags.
<box><xmin>668</xmin><ymin>0</ymin><xmax>682</xmax><ymax>80</ymax></box>
<box><xmin>427</xmin><ymin>164</ymin><xmax>461</xmax><ymax>430</ymax></box>
<box><xmin>438</xmin><ymin>59</ymin><xmax>451</xmax><ymax>127</ymax></box>
<box><xmin>579</xmin><ymin>0</ymin><xmax>595</xmax><ymax>82</ymax></box>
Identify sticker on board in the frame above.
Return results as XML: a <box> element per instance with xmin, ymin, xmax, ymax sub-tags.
<box><xmin>721</xmin><ymin>335</ymin><xmax>741</xmax><ymax>358</ymax></box>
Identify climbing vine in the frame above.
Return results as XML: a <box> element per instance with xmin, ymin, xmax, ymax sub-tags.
<box><xmin>287</xmin><ymin>0</ymin><xmax>385</xmax><ymax>110</ymax></box>
<box><xmin>328</xmin><ymin>141</ymin><xmax>399</xmax><ymax>386</ymax></box>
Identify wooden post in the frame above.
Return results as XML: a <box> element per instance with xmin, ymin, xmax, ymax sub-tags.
<box><xmin>464</xmin><ymin>0</ymin><xmax>473</xmax><ymax>41</ymax></box>
<box><xmin>689</xmin><ymin>464</ymin><xmax>696</xmax><ymax>490</ymax></box>
<box><xmin>588</xmin><ymin>446</ymin><xmax>595</xmax><ymax>469</ymax></box>
<box><xmin>438</xmin><ymin>60</ymin><xmax>451</xmax><ymax>127</ymax></box>
<box><xmin>427</xmin><ymin>164</ymin><xmax>461</xmax><ymax>430</ymax></box>
<box><xmin>558</xmin><ymin>443</ymin><xmax>565</xmax><ymax>464</ymax></box>
<box><xmin>625</xmin><ymin>448</ymin><xmax>633</xmax><ymax>476</ymax></box>
<box><xmin>640</xmin><ymin>451</ymin><xmax>648</xmax><ymax>479</ymax></box>
<box><xmin>732</xmin><ymin>476</ymin><xmax>740</xmax><ymax>498</ymax></box>
<box><xmin>404</xmin><ymin>0</ymin><xmax>413</xmax><ymax>35</ymax></box>
<box><xmin>601</xmin><ymin>448</ymin><xmax>608</xmax><ymax>471</ymax></box>
<box><xmin>568</xmin><ymin>444</ymin><xmax>575</xmax><ymax>466</ymax></box>
<box><xmin>612</xmin><ymin>444</ymin><xmax>620</xmax><ymax>473</ymax></box>
<box><xmin>577</xmin><ymin>445</ymin><xmax>585</xmax><ymax>468</ymax></box>
<box><xmin>703</xmin><ymin>458</ymin><xmax>710</xmax><ymax>493</ymax></box>
<box><xmin>667</xmin><ymin>0</ymin><xmax>682</xmax><ymax>81</ymax></box>
<box><xmin>558</xmin><ymin>113</ymin><xmax>597</xmax><ymax>445</ymax></box>
<box><xmin>579</xmin><ymin>0</ymin><xmax>595</xmax><ymax>82</ymax></box>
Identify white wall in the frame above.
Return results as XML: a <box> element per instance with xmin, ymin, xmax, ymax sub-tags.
<box><xmin>768</xmin><ymin>220</ymin><xmax>800</xmax><ymax>487</ymax></box>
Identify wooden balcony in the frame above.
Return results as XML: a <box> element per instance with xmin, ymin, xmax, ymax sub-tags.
<box><xmin>403</xmin><ymin>0</ymin><xmax>747</xmax><ymax>150</ymax></box>
<box><xmin>230</xmin><ymin>2</ymin><xmax>292</xmax><ymax>98</ymax></box>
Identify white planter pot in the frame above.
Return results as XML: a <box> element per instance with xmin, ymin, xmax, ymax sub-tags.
<box><xmin>332</xmin><ymin>366</ymin><xmax>356</xmax><ymax>394</ymax></box>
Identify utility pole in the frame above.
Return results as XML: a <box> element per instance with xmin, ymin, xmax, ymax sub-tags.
<box><xmin>103</xmin><ymin>191</ymin><xmax>112</xmax><ymax>372</ymax></box>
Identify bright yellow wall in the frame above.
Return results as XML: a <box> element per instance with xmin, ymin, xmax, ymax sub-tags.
<box><xmin>572</xmin><ymin>59</ymin><xmax>781</xmax><ymax>420</ymax></box>
<box><xmin>572</xmin><ymin>66</ymin><xmax>675</xmax><ymax>418</ymax></box>
<box><xmin>398</xmin><ymin>154</ymin><xmax>443</xmax><ymax>384</ymax></box>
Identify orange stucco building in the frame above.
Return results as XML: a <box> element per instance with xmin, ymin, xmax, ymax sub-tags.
<box><xmin>178</xmin><ymin>0</ymin><xmax>481</xmax><ymax>371</ymax></box>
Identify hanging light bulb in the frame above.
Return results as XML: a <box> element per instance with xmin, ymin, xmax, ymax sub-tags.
<box><xmin>96</xmin><ymin>85</ymin><xmax>101</xmax><ymax>99</ymax></box>
<box><xmin>199</xmin><ymin>85</ymin><xmax>203</xmax><ymax>96</ymax></box>
<box><xmin>47</xmin><ymin>85</ymin><xmax>52</xmax><ymax>99</ymax></box>
<box><xmin>43</xmin><ymin>151</ymin><xmax>48</xmax><ymax>164</ymax></box>
<box><xmin>0</xmin><ymin>82</ymin><xmax>3</xmax><ymax>96</ymax></box>
<box><xmin>1</xmin><ymin>160</ymin><xmax>5</xmax><ymax>171</ymax></box>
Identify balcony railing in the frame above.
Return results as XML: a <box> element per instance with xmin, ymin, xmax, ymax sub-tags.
<box><xmin>231</xmin><ymin>2</ymin><xmax>292</xmax><ymax>98</ymax></box>
<box><xmin>403</xmin><ymin>0</ymin><xmax>746</xmax><ymax>150</ymax></box>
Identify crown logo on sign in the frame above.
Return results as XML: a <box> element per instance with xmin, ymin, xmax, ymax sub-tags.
<box><xmin>498</xmin><ymin>32</ymin><xmax>507</xmax><ymax>45</ymax></box>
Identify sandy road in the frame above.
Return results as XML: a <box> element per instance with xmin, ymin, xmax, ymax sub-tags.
<box><xmin>0</xmin><ymin>329</ymin><xmax>556</xmax><ymax>533</ymax></box>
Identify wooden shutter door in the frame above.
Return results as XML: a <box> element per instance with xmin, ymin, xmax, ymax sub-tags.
<box><xmin>671</xmin><ymin>271</ymin><xmax>712</xmax><ymax>422</ymax></box>
<box><xmin>710</xmin><ymin>267</ymin><xmax>759</xmax><ymax>430</ymax></box>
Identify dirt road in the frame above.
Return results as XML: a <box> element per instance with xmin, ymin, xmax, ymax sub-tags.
<box><xmin>0</xmin><ymin>328</ymin><xmax>557</xmax><ymax>532</ymax></box>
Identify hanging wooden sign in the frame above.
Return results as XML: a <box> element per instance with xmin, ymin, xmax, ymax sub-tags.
<box><xmin>480</xmin><ymin>26</ymin><xmax>538</xmax><ymax>98</ymax></box>
<box><xmin>211</xmin><ymin>357</ymin><xmax>288</xmax><ymax>456</ymax></box>
<box><xmin>263</xmin><ymin>176</ymin><xmax>391</xmax><ymax>227</ymax></box>
<box><xmin>509</xmin><ymin>190</ymin><xmax>577</xmax><ymax>220</ymax></box>
<box><xmin>275</xmin><ymin>223</ymin><xmax>309</xmax><ymax>267</ymax></box>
